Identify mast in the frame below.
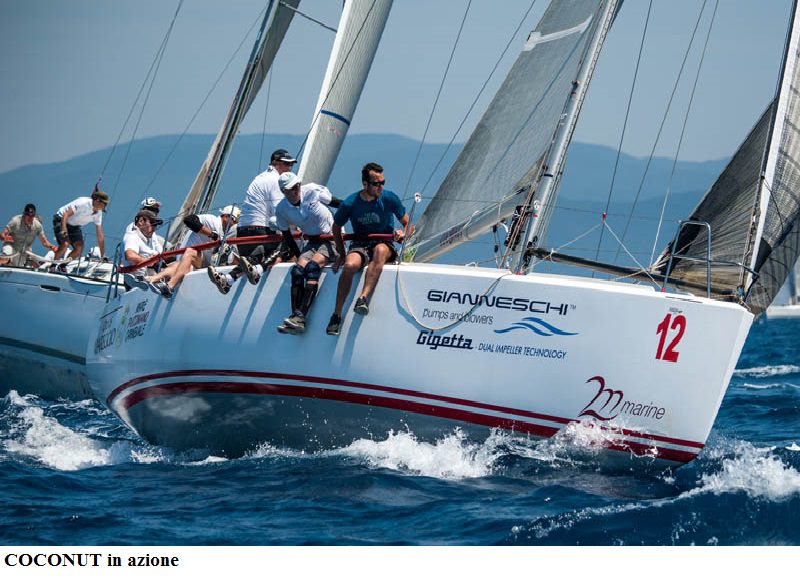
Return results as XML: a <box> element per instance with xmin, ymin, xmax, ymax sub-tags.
<box><xmin>167</xmin><ymin>0</ymin><xmax>299</xmax><ymax>245</ymax></box>
<box><xmin>298</xmin><ymin>0</ymin><xmax>393</xmax><ymax>186</ymax></box>
<box><xmin>513</xmin><ymin>0</ymin><xmax>621</xmax><ymax>272</ymax></box>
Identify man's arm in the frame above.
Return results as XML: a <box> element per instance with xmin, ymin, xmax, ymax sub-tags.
<box><xmin>281</xmin><ymin>230</ymin><xmax>301</xmax><ymax>259</ymax></box>
<box><xmin>37</xmin><ymin>232</ymin><xmax>56</xmax><ymax>251</ymax></box>
<box><xmin>60</xmin><ymin>208</ymin><xmax>74</xmax><ymax>239</ymax></box>
<box><xmin>394</xmin><ymin>213</ymin><xmax>412</xmax><ymax>242</ymax></box>
<box><xmin>95</xmin><ymin>225</ymin><xmax>105</xmax><ymax>257</ymax></box>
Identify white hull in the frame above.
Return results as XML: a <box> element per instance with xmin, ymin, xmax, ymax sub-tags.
<box><xmin>86</xmin><ymin>262</ymin><xmax>753</xmax><ymax>466</ymax></box>
<box><xmin>0</xmin><ymin>265</ymin><xmax>116</xmax><ymax>400</ymax></box>
<box><xmin>765</xmin><ymin>303</ymin><xmax>800</xmax><ymax>318</ymax></box>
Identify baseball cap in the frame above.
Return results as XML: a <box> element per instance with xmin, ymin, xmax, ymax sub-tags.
<box><xmin>92</xmin><ymin>191</ymin><xmax>110</xmax><ymax>205</ymax></box>
<box><xmin>219</xmin><ymin>205</ymin><xmax>241</xmax><ymax>220</ymax></box>
<box><xmin>278</xmin><ymin>172</ymin><xmax>301</xmax><ymax>191</ymax></box>
<box><xmin>140</xmin><ymin>197</ymin><xmax>162</xmax><ymax>209</ymax></box>
<box><xmin>270</xmin><ymin>149</ymin><xmax>297</xmax><ymax>164</ymax></box>
<box><xmin>24</xmin><ymin>203</ymin><xmax>36</xmax><ymax>215</ymax></box>
<box><xmin>135</xmin><ymin>209</ymin><xmax>163</xmax><ymax>226</ymax></box>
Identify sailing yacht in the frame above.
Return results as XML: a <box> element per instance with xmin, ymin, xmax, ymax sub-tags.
<box><xmin>86</xmin><ymin>0</ymin><xmax>800</xmax><ymax>467</ymax></box>
<box><xmin>766</xmin><ymin>260</ymin><xmax>800</xmax><ymax>318</ymax></box>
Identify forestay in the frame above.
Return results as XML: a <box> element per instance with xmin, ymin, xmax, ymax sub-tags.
<box><xmin>410</xmin><ymin>0</ymin><xmax>611</xmax><ymax>263</ymax></box>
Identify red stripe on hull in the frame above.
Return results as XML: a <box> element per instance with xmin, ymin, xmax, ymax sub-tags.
<box><xmin>115</xmin><ymin>380</ymin><xmax>700</xmax><ymax>464</ymax></box>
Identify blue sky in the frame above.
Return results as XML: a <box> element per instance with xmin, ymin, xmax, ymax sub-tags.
<box><xmin>0</xmin><ymin>0</ymin><xmax>792</xmax><ymax>174</ymax></box>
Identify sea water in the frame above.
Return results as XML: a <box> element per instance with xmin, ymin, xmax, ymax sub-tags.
<box><xmin>1</xmin><ymin>318</ymin><xmax>798</xmax><ymax>546</ymax></box>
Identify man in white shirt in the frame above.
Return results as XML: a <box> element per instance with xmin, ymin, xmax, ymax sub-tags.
<box><xmin>272</xmin><ymin>172</ymin><xmax>340</xmax><ymax>334</ymax></box>
<box><xmin>232</xmin><ymin>148</ymin><xmax>297</xmax><ymax>286</ymax></box>
<box><xmin>53</xmin><ymin>190</ymin><xmax>109</xmax><ymax>261</ymax></box>
<box><xmin>147</xmin><ymin>205</ymin><xmax>239</xmax><ymax>298</ymax></box>
<box><xmin>123</xmin><ymin>209</ymin><xmax>164</xmax><ymax>277</ymax></box>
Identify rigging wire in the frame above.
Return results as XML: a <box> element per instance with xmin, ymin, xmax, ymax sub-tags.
<box><xmin>649</xmin><ymin>0</ymin><xmax>719</xmax><ymax>266</ymax></box>
<box><xmin>417</xmin><ymin>0</ymin><xmax>539</xmax><ymax>197</ymax></box>
<box><xmin>609</xmin><ymin>0</ymin><xmax>709</xmax><ymax>265</ymax></box>
<box><xmin>594</xmin><ymin>0</ymin><xmax>653</xmax><ymax>262</ymax></box>
<box><xmin>98</xmin><ymin>0</ymin><xmax>184</xmax><ymax>189</ymax></box>
<box><xmin>141</xmin><ymin>4</ymin><xmax>268</xmax><ymax>196</ymax></box>
<box><xmin>110</xmin><ymin>0</ymin><xmax>185</xmax><ymax>198</ymax></box>
<box><xmin>400</xmin><ymin>0</ymin><xmax>473</xmax><ymax>200</ymax></box>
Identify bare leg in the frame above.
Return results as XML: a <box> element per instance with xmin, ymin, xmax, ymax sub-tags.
<box><xmin>67</xmin><ymin>241</ymin><xmax>84</xmax><ymax>261</ymax></box>
<box><xmin>333</xmin><ymin>252</ymin><xmax>364</xmax><ymax>316</ymax></box>
<box><xmin>359</xmin><ymin>243</ymin><xmax>392</xmax><ymax>300</ymax></box>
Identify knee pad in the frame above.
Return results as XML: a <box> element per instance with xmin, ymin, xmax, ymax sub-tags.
<box><xmin>303</xmin><ymin>260</ymin><xmax>321</xmax><ymax>281</ymax></box>
<box><xmin>291</xmin><ymin>263</ymin><xmax>305</xmax><ymax>286</ymax></box>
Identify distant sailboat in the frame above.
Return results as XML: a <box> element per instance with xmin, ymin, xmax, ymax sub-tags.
<box><xmin>766</xmin><ymin>259</ymin><xmax>800</xmax><ymax>318</ymax></box>
<box><xmin>87</xmin><ymin>0</ymin><xmax>800</xmax><ymax>467</ymax></box>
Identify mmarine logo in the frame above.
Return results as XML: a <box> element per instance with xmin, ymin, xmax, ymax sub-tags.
<box><xmin>427</xmin><ymin>289</ymin><xmax>569</xmax><ymax>316</ymax></box>
<box><xmin>578</xmin><ymin>375</ymin><xmax>666</xmax><ymax>421</ymax></box>
<box><xmin>416</xmin><ymin>329</ymin><xmax>474</xmax><ymax>351</ymax></box>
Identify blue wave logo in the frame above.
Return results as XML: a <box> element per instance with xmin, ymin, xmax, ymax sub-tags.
<box><xmin>494</xmin><ymin>317</ymin><xmax>577</xmax><ymax>337</ymax></box>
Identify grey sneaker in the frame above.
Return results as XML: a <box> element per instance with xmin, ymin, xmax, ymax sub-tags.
<box><xmin>277</xmin><ymin>324</ymin><xmax>301</xmax><ymax>335</ymax></box>
<box><xmin>239</xmin><ymin>255</ymin><xmax>260</xmax><ymax>285</ymax></box>
<box><xmin>207</xmin><ymin>266</ymin><xmax>230</xmax><ymax>294</ymax></box>
<box><xmin>354</xmin><ymin>296</ymin><xmax>369</xmax><ymax>315</ymax></box>
<box><xmin>283</xmin><ymin>311</ymin><xmax>306</xmax><ymax>332</ymax></box>
<box><xmin>152</xmin><ymin>280</ymin><xmax>173</xmax><ymax>299</ymax></box>
<box><xmin>326</xmin><ymin>313</ymin><xmax>341</xmax><ymax>336</ymax></box>
<box><xmin>124</xmin><ymin>273</ymin><xmax>149</xmax><ymax>291</ymax></box>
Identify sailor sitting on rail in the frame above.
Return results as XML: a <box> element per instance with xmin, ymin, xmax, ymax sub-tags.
<box><xmin>123</xmin><ymin>209</ymin><xmax>164</xmax><ymax>279</ymax></box>
<box><xmin>147</xmin><ymin>205</ymin><xmax>239</xmax><ymax>299</ymax></box>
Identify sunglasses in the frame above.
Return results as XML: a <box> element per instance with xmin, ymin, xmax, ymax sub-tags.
<box><xmin>368</xmin><ymin>180</ymin><xmax>385</xmax><ymax>187</ymax></box>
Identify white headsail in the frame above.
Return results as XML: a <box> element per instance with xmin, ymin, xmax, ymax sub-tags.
<box><xmin>297</xmin><ymin>0</ymin><xmax>393</xmax><ymax>186</ymax></box>
<box><xmin>167</xmin><ymin>0</ymin><xmax>299</xmax><ymax>246</ymax></box>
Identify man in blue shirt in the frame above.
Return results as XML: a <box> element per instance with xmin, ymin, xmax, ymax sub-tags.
<box><xmin>326</xmin><ymin>162</ymin><xmax>412</xmax><ymax>335</ymax></box>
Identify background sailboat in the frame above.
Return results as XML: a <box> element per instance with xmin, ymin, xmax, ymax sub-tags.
<box><xmin>766</xmin><ymin>258</ymin><xmax>800</xmax><ymax>317</ymax></box>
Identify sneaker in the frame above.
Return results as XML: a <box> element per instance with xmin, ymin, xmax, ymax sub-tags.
<box><xmin>326</xmin><ymin>313</ymin><xmax>341</xmax><ymax>336</ymax></box>
<box><xmin>124</xmin><ymin>273</ymin><xmax>149</xmax><ymax>291</ymax></box>
<box><xmin>239</xmin><ymin>256</ymin><xmax>260</xmax><ymax>285</ymax></box>
<box><xmin>283</xmin><ymin>311</ymin><xmax>306</xmax><ymax>332</ymax></box>
<box><xmin>207</xmin><ymin>266</ymin><xmax>230</xmax><ymax>295</ymax></box>
<box><xmin>354</xmin><ymin>296</ymin><xmax>369</xmax><ymax>315</ymax></box>
<box><xmin>277</xmin><ymin>324</ymin><xmax>301</xmax><ymax>335</ymax></box>
<box><xmin>152</xmin><ymin>280</ymin><xmax>173</xmax><ymax>299</ymax></box>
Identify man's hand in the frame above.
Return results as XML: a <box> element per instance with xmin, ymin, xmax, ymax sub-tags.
<box><xmin>332</xmin><ymin>255</ymin><xmax>344</xmax><ymax>274</ymax></box>
<box><xmin>393</xmin><ymin>228</ymin><xmax>405</xmax><ymax>243</ymax></box>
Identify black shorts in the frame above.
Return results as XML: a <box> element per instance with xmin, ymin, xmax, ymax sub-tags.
<box><xmin>348</xmin><ymin>239</ymin><xmax>397</xmax><ymax>267</ymax></box>
<box><xmin>53</xmin><ymin>215</ymin><xmax>83</xmax><ymax>245</ymax></box>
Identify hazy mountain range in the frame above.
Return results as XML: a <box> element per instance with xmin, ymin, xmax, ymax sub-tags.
<box><xmin>0</xmin><ymin>133</ymin><xmax>726</xmax><ymax>267</ymax></box>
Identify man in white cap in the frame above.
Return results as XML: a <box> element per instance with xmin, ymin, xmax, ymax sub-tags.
<box><xmin>124</xmin><ymin>197</ymin><xmax>165</xmax><ymax>248</ymax></box>
<box><xmin>148</xmin><ymin>205</ymin><xmax>239</xmax><ymax>298</ymax></box>
<box><xmin>227</xmin><ymin>172</ymin><xmax>339</xmax><ymax>333</ymax></box>
<box><xmin>232</xmin><ymin>148</ymin><xmax>297</xmax><ymax>286</ymax></box>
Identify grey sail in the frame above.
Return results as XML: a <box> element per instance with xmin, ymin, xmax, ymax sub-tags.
<box><xmin>657</xmin><ymin>0</ymin><xmax>800</xmax><ymax>315</ymax></box>
<box><xmin>167</xmin><ymin>0</ymin><xmax>299</xmax><ymax>246</ymax></box>
<box><xmin>410</xmin><ymin>0</ymin><xmax>611</xmax><ymax>263</ymax></box>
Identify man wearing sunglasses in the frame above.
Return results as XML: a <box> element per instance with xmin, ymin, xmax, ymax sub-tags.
<box><xmin>53</xmin><ymin>189</ymin><xmax>109</xmax><ymax>261</ymax></box>
<box><xmin>123</xmin><ymin>209</ymin><xmax>164</xmax><ymax>278</ymax></box>
<box><xmin>1</xmin><ymin>203</ymin><xmax>57</xmax><ymax>267</ymax></box>
<box><xmin>326</xmin><ymin>162</ymin><xmax>412</xmax><ymax>335</ymax></box>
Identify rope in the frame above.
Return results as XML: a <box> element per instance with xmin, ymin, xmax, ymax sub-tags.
<box><xmin>594</xmin><ymin>0</ymin><xmax>653</xmax><ymax>262</ymax></box>
<box><xmin>109</xmin><ymin>0</ymin><xmax>185</xmax><ymax>198</ymax></box>
<box><xmin>97</xmin><ymin>0</ymin><xmax>184</xmax><ymax>189</ymax></box>
<box><xmin>141</xmin><ymin>5</ymin><xmax>268</xmax><ymax>196</ymax></box>
<box><xmin>417</xmin><ymin>0</ymin><xmax>539</xmax><ymax>196</ymax></box>
<box><xmin>650</xmin><ymin>0</ymin><xmax>718</xmax><ymax>265</ymax></box>
<box><xmin>401</xmin><ymin>0</ymin><xmax>473</xmax><ymax>200</ymax></box>
<box><xmin>610</xmin><ymin>0</ymin><xmax>709</xmax><ymax>266</ymax></box>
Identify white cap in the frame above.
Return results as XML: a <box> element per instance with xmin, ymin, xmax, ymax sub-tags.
<box><xmin>219</xmin><ymin>205</ymin><xmax>241</xmax><ymax>220</ymax></box>
<box><xmin>140</xmin><ymin>197</ymin><xmax>162</xmax><ymax>208</ymax></box>
<box><xmin>278</xmin><ymin>171</ymin><xmax>301</xmax><ymax>191</ymax></box>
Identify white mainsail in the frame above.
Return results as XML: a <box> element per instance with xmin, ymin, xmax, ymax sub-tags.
<box><xmin>409</xmin><ymin>0</ymin><xmax>619</xmax><ymax>263</ymax></box>
<box><xmin>297</xmin><ymin>0</ymin><xmax>393</xmax><ymax>186</ymax></box>
<box><xmin>167</xmin><ymin>0</ymin><xmax>299</xmax><ymax>246</ymax></box>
